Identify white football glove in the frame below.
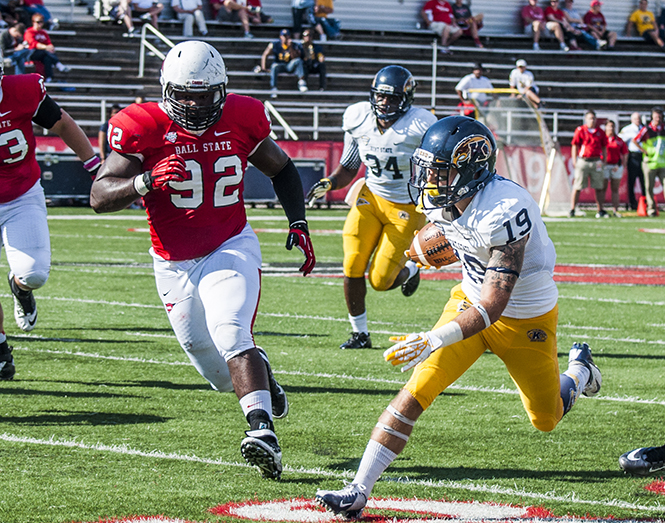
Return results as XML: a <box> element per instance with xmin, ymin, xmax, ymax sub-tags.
<box><xmin>306</xmin><ymin>178</ymin><xmax>333</xmax><ymax>207</ymax></box>
<box><xmin>383</xmin><ymin>331</ymin><xmax>443</xmax><ymax>372</ymax></box>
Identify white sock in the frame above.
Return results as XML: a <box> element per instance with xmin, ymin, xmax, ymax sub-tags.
<box><xmin>405</xmin><ymin>260</ymin><xmax>418</xmax><ymax>278</ymax></box>
<box><xmin>55</xmin><ymin>62</ymin><xmax>66</xmax><ymax>71</ymax></box>
<box><xmin>239</xmin><ymin>390</ymin><xmax>273</xmax><ymax>420</ymax></box>
<box><xmin>564</xmin><ymin>364</ymin><xmax>590</xmax><ymax>395</ymax></box>
<box><xmin>349</xmin><ymin>312</ymin><xmax>368</xmax><ymax>334</ymax></box>
<box><xmin>353</xmin><ymin>439</ymin><xmax>397</xmax><ymax>495</ymax></box>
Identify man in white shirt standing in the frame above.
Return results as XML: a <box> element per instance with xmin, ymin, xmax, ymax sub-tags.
<box><xmin>172</xmin><ymin>0</ymin><xmax>208</xmax><ymax>36</ymax></box>
<box><xmin>619</xmin><ymin>112</ymin><xmax>646</xmax><ymax>211</ymax></box>
<box><xmin>508</xmin><ymin>58</ymin><xmax>543</xmax><ymax>108</ymax></box>
<box><xmin>454</xmin><ymin>62</ymin><xmax>494</xmax><ymax>107</ymax></box>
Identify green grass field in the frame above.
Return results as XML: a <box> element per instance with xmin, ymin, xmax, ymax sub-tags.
<box><xmin>0</xmin><ymin>206</ymin><xmax>664</xmax><ymax>523</ymax></box>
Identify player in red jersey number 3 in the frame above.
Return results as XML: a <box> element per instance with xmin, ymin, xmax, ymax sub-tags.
<box><xmin>90</xmin><ymin>41</ymin><xmax>316</xmax><ymax>480</ymax></box>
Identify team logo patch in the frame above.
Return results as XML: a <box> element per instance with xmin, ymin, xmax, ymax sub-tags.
<box><xmin>398</xmin><ymin>210</ymin><xmax>410</xmax><ymax>220</ymax></box>
<box><xmin>527</xmin><ymin>329</ymin><xmax>547</xmax><ymax>342</ymax></box>
<box><xmin>164</xmin><ymin>132</ymin><xmax>178</xmax><ymax>143</ymax></box>
<box><xmin>165</xmin><ymin>303</ymin><xmax>175</xmax><ymax>313</ymax></box>
<box><xmin>356</xmin><ymin>198</ymin><xmax>370</xmax><ymax>206</ymax></box>
<box><xmin>452</xmin><ymin>134</ymin><xmax>492</xmax><ymax>167</ymax></box>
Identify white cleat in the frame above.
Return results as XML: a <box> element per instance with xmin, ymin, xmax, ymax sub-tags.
<box><xmin>315</xmin><ymin>483</ymin><xmax>367</xmax><ymax>519</ymax></box>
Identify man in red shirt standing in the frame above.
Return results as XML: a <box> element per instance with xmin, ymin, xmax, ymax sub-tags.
<box><xmin>570</xmin><ymin>109</ymin><xmax>608</xmax><ymax>218</ymax></box>
<box><xmin>421</xmin><ymin>0</ymin><xmax>462</xmax><ymax>53</ymax></box>
<box><xmin>603</xmin><ymin>120</ymin><xmax>628</xmax><ymax>217</ymax></box>
<box><xmin>91</xmin><ymin>41</ymin><xmax>316</xmax><ymax>481</ymax></box>
<box><xmin>24</xmin><ymin>13</ymin><xmax>70</xmax><ymax>82</ymax></box>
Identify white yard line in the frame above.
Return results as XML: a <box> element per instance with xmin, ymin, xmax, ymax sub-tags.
<box><xmin>0</xmin><ymin>432</ymin><xmax>661</xmax><ymax>513</ymax></box>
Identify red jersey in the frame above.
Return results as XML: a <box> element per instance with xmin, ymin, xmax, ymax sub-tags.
<box><xmin>24</xmin><ymin>28</ymin><xmax>52</xmax><ymax>49</ymax></box>
<box><xmin>521</xmin><ymin>5</ymin><xmax>544</xmax><ymax>24</ymax></box>
<box><xmin>604</xmin><ymin>135</ymin><xmax>628</xmax><ymax>165</ymax></box>
<box><xmin>544</xmin><ymin>6</ymin><xmax>565</xmax><ymax>23</ymax></box>
<box><xmin>422</xmin><ymin>0</ymin><xmax>454</xmax><ymax>24</ymax></box>
<box><xmin>0</xmin><ymin>74</ymin><xmax>47</xmax><ymax>203</ymax></box>
<box><xmin>108</xmin><ymin>94</ymin><xmax>271</xmax><ymax>261</ymax></box>
<box><xmin>583</xmin><ymin>10</ymin><xmax>606</xmax><ymax>30</ymax></box>
<box><xmin>571</xmin><ymin>125</ymin><xmax>607</xmax><ymax>158</ymax></box>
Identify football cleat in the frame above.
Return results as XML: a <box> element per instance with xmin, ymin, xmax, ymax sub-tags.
<box><xmin>340</xmin><ymin>332</ymin><xmax>372</xmax><ymax>349</ymax></box>
<box><xmin>315</xmin><ymin>483</ymin><xmax>367</xmax><ymax>519</ymax></box>
<box><xmin>257</xmin><ymin>348</ymin><xmax>289</xmax><ymax>419</ymax></box>
<box><xmin>401</xmin><ymin>266</ymin><xmax>420</xmax><ymax>297</ymax></box>
<box><xmin>619</xmin><ymin>445</ymin><xmax>665</xmax><ymax>476</ymax></box>
<box><xmin>241</xmin><ymin>428</ymin><xmax>283</xmax><ymax>480</ymax></box>
<box><xmin>569</xmin><ymin>342</ymin><xmax>602</xmax><ymax>396</ymax></box>
<box><xmin>8</xmin><ymin>273</ymin><xmax>37</xmax><ymax>332</ymax></box>
<box><xmin>0</xmin><ymin>347</ymin><xmax>15</xmax><ymax>380</ymax></box>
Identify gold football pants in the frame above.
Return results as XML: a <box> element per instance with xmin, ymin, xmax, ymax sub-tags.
<box><xmin>405</xmin><ymin>284</ymin><xmax>564</xmax><ymax>432</ymax></box>
<box><xmin>342</xmin><ymin>185</ymin><xmax>426</xmax><ymax>291</ymax></box>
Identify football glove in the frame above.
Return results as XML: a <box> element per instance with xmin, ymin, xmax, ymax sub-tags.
<box><xmin>143</xmin><ymin>154</ymin><xmax>188</xmax><ymax>191</ymax></box>
<box><xmin>384</xmin><ymin>331</ymin><xmax>443</xmax><ymax>372</ymax></box>
<box><xmin>286</xmin><ymin>220</ymin><xmax>316</xmax><ymax>276</ymax></box>
<box><xmin>306</xmin><ymin>178</ymin><xmax>333</xmax><ymax>207</ymax></box>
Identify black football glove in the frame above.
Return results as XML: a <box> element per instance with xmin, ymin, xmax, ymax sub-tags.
<box><xmin>286</xmin><ymin>220</ymin><xmax>316</xmax><ymax>276</ymax></box>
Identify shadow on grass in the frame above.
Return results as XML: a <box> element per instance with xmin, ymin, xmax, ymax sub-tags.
<box><xmin>0</xmin><ymin>410</ymin><xmax>168</xmax><ymax>425</ymax></box>
<box><xmin>29</xmin><ymin>379</ymin><xmax>213</xmax><ymax>392</ymax></box>
<box><xmin>0</xmin><ymin>385</ymin><xmax>137</xmax><ymax>398</ymax></box>
<box><xmin>281</xmin><ymin>384</ymin><xmax>463</xmax><ymax>397</ymax></box>
<box><xmin>557</xmin><ymin>352</ymin><xmax>665</xmax><ymax>361</ymax></box>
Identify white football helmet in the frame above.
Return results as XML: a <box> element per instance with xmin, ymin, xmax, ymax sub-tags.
<box><xmin>160</xmin><ymin>41</ymin><xmax>228</xmax><ymax>132</ymax></box>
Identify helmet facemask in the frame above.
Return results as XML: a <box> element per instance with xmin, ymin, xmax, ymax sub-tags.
<box><xmin>370</xmin><ymin>89</ymin><xmax>408</xmax><ymax>122</ymax></box>
<box><xmin>164</xmin><ymin>80</ymin><xmax>226</xmax><ymax>132</ymax></box>
<box><xmin>369</xmin><ymin>65</ymin><xmax>416</xmax><ymax>122</ymax></box>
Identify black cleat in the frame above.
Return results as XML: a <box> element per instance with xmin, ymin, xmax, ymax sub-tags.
<box><xmin>619</xmin><ymin>445</ymin><xmax>665</xmax><ymax>476</ymax></box>
<box><xmin>401</xmin><ymin>267</ymin><xmax>420</xmax><ymax>297</ymax></box>
<box><xmin>0</xmin><ymin>347</ymin><xmax>15</xmax><ymax>380</ymax></box>
<box><xmin>241</xmin><ymin>428</ymin><xmax>283</xmax><ymax>480</ymax></box>
<box><xmin>340</xmin><ymin>332</ymin><xmax>371</xmax><ymax>349</ymax></box>
<box><xmin>257</xmin><ymin>348</ymin><xmax>288</xmax><ymax>419</ymax></box>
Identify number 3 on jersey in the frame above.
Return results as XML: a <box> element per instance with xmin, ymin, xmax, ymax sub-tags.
<box><xmin>170</xmin><ymin>156</ymin><xmax>243</xmax><ymax>209</ymax></box>
<box><xmin>364</xmin><ymin>154</ymin><xmax>402</xmax><ymax>179</ymax></box>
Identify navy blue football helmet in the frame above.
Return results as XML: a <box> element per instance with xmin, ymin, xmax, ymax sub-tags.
<box><xmin>369</xmin><ymin>65</ymin><xmax>416</xmax><ymax>122</ymax></box>
<box><xmin>410</xmin><ymin>116</ymin><xmax>496</xmax><ymax>209</ymax></box>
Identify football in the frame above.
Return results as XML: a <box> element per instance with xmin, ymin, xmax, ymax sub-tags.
<box><xmin>408</xmin><ymin>222</ymin><xmax>458</xmax><ymax>268</ymax></box>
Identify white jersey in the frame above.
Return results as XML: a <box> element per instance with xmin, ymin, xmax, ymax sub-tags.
<box><xmin>508</xmin><ymin>68</ymin><xmax>538</xmax><ymax>94</ymax></box>
<box><xmin>454</xmin><ymin>74</ymin><xmax>494</xmax><ymax>104</ymax></box>
<box><xmin>341</xmin><ymin>101</ymin><xmax>437</xmax><ymax>204</ymax></box>
<box><xmin>424</xmin><ymin>176</ymin><xmax>558</xmax><ymax>319</ymax></box>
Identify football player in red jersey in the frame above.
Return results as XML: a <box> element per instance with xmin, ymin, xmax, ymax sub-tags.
<box><xmin>90</xmin><ymin>40</ymin><xmax>316</xmax><ymax>480</ymax></box>
<box><xmin>0</xmin><ymin>52</ymin><xmax>100</xmax><ymax>381</ymax></box>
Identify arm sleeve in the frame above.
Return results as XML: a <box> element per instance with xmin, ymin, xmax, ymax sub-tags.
<box><xmin>270</xmin><ymin>159</ymin><xmax>306</xmax><ymax>225</ymax></box>
<box><xmin>33</xmin><ymin>95</ymin><xmax>63</xmax><ymax>129</ymax></box>
<box><xmin>339</xmin><ymin>132</ymin><xmax>362</xmax><ymax>171</ymax></box>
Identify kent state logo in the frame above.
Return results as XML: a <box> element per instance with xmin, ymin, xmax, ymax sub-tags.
<box><xmin>452</xmin><ymin>135</ymin><xmax>491</xmax><ymax>167</ymax></box>
<box><xmin>527</xmin><ymin>328</ymin><xmax>548</xmax><ymax>342</ymax></box>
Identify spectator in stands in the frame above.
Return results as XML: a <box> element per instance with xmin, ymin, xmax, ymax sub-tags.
<box><xmin>603</xmin><ymin>120</ymin><xmax>628</xmax><ymax>218</ymax></box>
<box><xmin>451</xmin><ymin>0</ymin><xmax>484</xmax><ymax>47</ymax></box>
<box><xmin>216</xmin><ymin>0</ymin><xmax>254</xmax><ymax>38</ymax></box>
<box><xmin>314</xmin><ymin>0</ymin><xmax>340</xmax><ymax>41</ymax></box>
<box><xmin>1</xmin><ymin>22</ymin><xmax>31</xmax><ymax>74</ymax></box>
<box><xmin>172</xmin><ymin>0</ymin><xmax>208</xmax><ymax>36</ymax></box>
<box><xmin>561</xmin><ymin>0</ymin><xmax>600</xmax><ymax>49</ymax></box>
<box><xmin>633</xmin><ymin>107</ymin><xmax>665</xmax><ymax>217</ymax></box>
<box><xmin>521</xmin><ymin>0</ymin><xmax>568</xmax><ymax>51</ymax></box>
<box><xmin>260</xmin><ymin>28</ymin><xmax>307</xmax><ymax>98</ymax></box>
<box><xmin>570</xmin><ymin>109</ymin><xmax>608</xmax><ymax>218</ymax></box>
<box><xmin>24</xmin><ymin>13</ymin><xmax>70</xmax><ymax>82</ymax></box>
<box><xmin>131</xmin><ymin>0</ymin><xmax>163</xmax><ymax>30</ymax></box>
<box><xmin>544</xmin><ymin>0</ymin><xmax>576</xmax><ymax>50</ymax></box>
<box><xmin>454</xmin><ymin>62</ymin><xmax>493</xmax><ymax>109</ymax></box>
<box><xmin>583</xmin><ymin>0</ymin><xmax>616</xmax><ymax>50</ymax></box>
<box><xmin>627</xmin><ymin>0</ymin><xmax>664</xmax><ymax>50</ymax></box>
<box><xmin>509</xmin><ymin>59</ymin><xmax>543</xmax><ymax>107</ymax></box>
<box><xmin>291</xmin><ymin>0</ymin><xmax>315</xmax><ymax>39</ymax></box>
<box><xmin>301</xmin><ymin>28</ymin><xmax>326</xmax><ymax>90</ymax></box>
<box><xmin>107</xmin><ymin>0</ymin><xmax>137</xmax><ymax>36</ymax></box>
<box><xmin>0</xmin><ymin>0</ymin><xmax>27</xmax><ymax>27</ymax></box>
<box><xmin>20</xmin><ymin>0</ymin><xmax>57</xmax><ymax>30</ymax></box>
<box><xmin>246</xmin><ymin>0</ymin><xmax>273</xmax><ymax>25</ymax></box>
<box><xmin>98</xmin><ymin>104</ymin><xmax>122</xmax><ymax>163</ymax></box>
<box><xmin>421</xmin><ymin>0</ymin><xmax>462</xmax><ymax>54</ymax></box>
<box><xmin>619</xmin><ymin>112</ymin><xmax>646</xmax><ymax>211</ymax></box>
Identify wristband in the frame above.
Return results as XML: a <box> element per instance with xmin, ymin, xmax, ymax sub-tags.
<box><xmin>83</xmin><ymin>154</ymin><xmax>101</xmax><ymax>172</ymax></box>
<box><xmin>133</xmin><ymin>173</ymin><xmax>150</xmax><ymax>196</ymax></box>
<box><xmin>430</xmin><ymin>321</ymin><xmax>463</xmax><ymax>348</ymax></box>
<box><xmin>473</xmin><ymin>303</ymin><xmax>491</xmax><ymax>328</ymax></box>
